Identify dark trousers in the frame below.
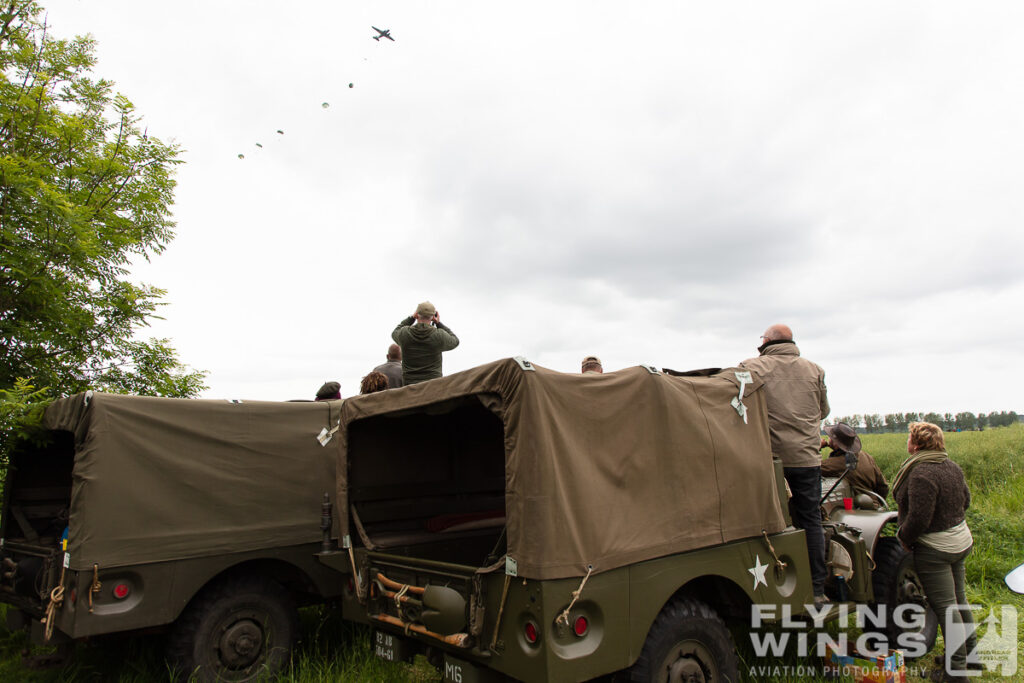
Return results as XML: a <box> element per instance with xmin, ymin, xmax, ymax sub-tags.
<box><xmin>784</xmin><ymin>466</ymin><xmax>827</xmax><ymax>596</ymax></box>
<box><xmin>913</xmin><ymin>543</ymin><xmax>977</xmax><ymax>673</ymax></box>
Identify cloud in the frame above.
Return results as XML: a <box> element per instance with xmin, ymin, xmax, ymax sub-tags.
<box><xmin>50</xmin><ymin>0</ymin><xmax>1024</xmax><ymax>414</ymax></box>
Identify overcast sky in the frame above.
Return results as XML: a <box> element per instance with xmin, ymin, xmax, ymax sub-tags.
<box><xmin>45</xmin><ymin>1</ymin><xmax>1024</xmax><ymax>416</ymax></box>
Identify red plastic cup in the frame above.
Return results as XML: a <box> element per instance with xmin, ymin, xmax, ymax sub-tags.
<box><xmin>843</xmin><ymin>497</ymin><xmax>853</xmax><ymax>510</ymax></box>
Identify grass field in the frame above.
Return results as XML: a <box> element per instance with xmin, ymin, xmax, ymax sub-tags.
<box><xmin>731</xmin><ymin>425</ymin><xmax>1024</xmax><ymax>682</ymax></box>
<box><xmin>1</xmin><ymin>425</ymin><xmax>1021</xmax><ymax>682</ymax></box>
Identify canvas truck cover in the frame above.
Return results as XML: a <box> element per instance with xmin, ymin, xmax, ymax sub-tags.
<box><xmin>42</xmin><ymin>393</ymin><xmax>340</xmax><ymax>571</ymax></box>
<box><xmin>337</xmin><ymin>358</ymin><xmax>786</xmax><ymax>581</ymax></box>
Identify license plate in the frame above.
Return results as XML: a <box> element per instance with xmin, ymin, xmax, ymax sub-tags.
<box><xmin>373</xmin><ymin>629</ymin><xmax>413</xmax><ymax>663</ymax></box>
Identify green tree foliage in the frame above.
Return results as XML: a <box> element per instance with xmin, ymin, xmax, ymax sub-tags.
<box><xmin>863</xmin><ymin>413</ymin><xmax>884</xmax><ymax>433</ymax></box>
<box><xmin>835</xmin><ymin>411</ymin><xmax>1016</xmax><ymax>434</ymax></box>
<box><xmin>0</xmin><ymin>2</ymin><xmax>205</xmax><ymax>401</ymax></box>
<box><xmin>954</xmin><ymin>412</ymin><xmax>976</xmax><ymax>432</ymax></box>
<box><xmin>831</xmin><ymin>415</ymin><xmax>859</xmax><ymax>429</ymax></box>
<box><xmin>988</xmin><ymin>411</ymin><xmax>1020</xmax><ymax>428</ymax></box>
<box><xmin>0</xmin><ymin>377</ymin><xmax>47</xmax><ymax>466</ymax></box>
<box><xmin>884</xmin><ymin>413</ymin><xmax>905</xmax><ymax>433</ymax></box>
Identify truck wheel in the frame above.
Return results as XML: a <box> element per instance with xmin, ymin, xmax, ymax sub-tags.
<box><xmin>166</xmin><ymin>575</ymin><xmax>298</xmax><ymax>682</ymax></box>
<box><xmin>869</xmin><ymin>537</ymin><xmax>938</xmax><ymax>657</ymax></box>
<box><xmin>628</xmin><ymin>597</ymin><xmax>738</xmax><ymax>683</ymax></box>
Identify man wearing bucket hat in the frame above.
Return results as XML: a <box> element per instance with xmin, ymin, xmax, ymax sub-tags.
<box><xmin>820</xmin><ymin>422</ymin><xmax>889</xmax><ymax>499</ymax></box>
<box><xmin>391</xmin><ymin>301</ymin><xmax>460</xmax><ymax>385</ymax></box>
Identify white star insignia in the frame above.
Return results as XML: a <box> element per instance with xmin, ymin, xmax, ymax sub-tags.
<box><xmin>749</xmin><ymin>554</ymin><xmax>769</xmax><ymax>590</ymax></box>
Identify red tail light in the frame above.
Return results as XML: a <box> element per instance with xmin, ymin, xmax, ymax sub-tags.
<box><xmin>113</xmin><ymin>583</ymin><xmax>130</xmax><ymax>599</ymax></box>
<box><xmin>524</xmin><ymin>621</ymin><xmax>539</xmax><ymax>644</ymax></box>
<box><xmin>573</xmin><ymin>615</ymin><xmax>588</xmax><ymax>637</ymax></box>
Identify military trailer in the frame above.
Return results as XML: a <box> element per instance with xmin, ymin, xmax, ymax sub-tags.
<box><xmin>317</xmin><ymin>357</ymin><xmax>934</xmax><ymax>683</ymax></box>
<box><xmin>0</xmin><ymin>392</ymin><xmax>343</xmax><ymax>682</ymax></box>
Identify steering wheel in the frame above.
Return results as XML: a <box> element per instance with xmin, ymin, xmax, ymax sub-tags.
<box><xmin>858</xmin><ymin>490</ymin><xmax>889</xmax><ymax>511</ymax></box>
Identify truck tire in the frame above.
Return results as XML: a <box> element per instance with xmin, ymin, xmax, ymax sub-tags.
<box><xmin>166</xmin><ymin>575</ymin><xmax>298</xmax><ymax>682</ymax></box>
<box><xmin>628</xmin><ymin>597</ymin><xmax>739</xmax><ymax>683</ymax></box>
<box><xmin>869</xmin><ymin>537</ymin><xmax>938</xmax><ymax>658</ymax></box>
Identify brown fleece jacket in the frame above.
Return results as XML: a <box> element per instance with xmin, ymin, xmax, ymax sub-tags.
<box><xmin>895</xmin><ymin>459</ymin><xmax>971</xmax><ymax>547</ymax></box>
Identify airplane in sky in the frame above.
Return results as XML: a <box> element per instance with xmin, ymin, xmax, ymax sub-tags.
<box><xmin>372</xmin><ymin>26</ymin><xmax>395</xmax><ymax>42</ymax></box>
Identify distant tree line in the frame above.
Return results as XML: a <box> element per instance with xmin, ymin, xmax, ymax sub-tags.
<box><xmin>828</xmin><ymin>411</ymin><xmax>1020</xmax><ymax>433</ymax></box>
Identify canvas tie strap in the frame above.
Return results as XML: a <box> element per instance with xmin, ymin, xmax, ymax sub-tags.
<box><xmin>349</xmin><ymin>505</ymin><xmax>378</xmax><ymax>551</ymax></box>
<box><xmin>88</xmin><ymin>564</ymin><xmax>101</xmax><ymax>613</ymax></box>
<box><xmin>343</xmin><ymin>536</ymin><xmax>366</xmax><ymax>602</ymax></box>
<box><xmin>557</xmin><ymin>564</ymin><xmax>594</xmax><ymax>627</ymax></box>
<box><xmin>316</xmin><ymin>421</ymin><xmax>341</xmax><ymax>446</ymax></box>
<box><xmin>761</xmin><ymin>530</ymin><xmax>787</xmax><ymax>572</ymax></box>
<box><xmin>864</xmin><ymin>546</ymin><xmax>877</xmax><ymax>572</ymax></box>
<box><xmin>393</xmin><ymin>583</ymin><xmax>411</xmax><ymax>621</ymax></box>
<box><xmin>731</xmin><ymin>371</ymin><xmax>752</xmax><ymax>423</ymax></box>
<box><xmin>469</xmin><ymin>574</ymin><xmax>486</xmax><ymax>638</ymax></box>
<box><xmin>43</xmin><ymin>564</ymin><xmax>67</xmax><ymax>641</ymax></box>
<box><xmin>489</xmin><ymin>574</ymin><xmax>513</xmax><ymax>652</ymax></box>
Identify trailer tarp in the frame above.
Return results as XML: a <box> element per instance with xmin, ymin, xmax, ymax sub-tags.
<box><xmin>44</xmin><ymin>394</ymin><xmax>340</xmax><ymax>571</ymax></box>
<box><xmin>337</xmin><ymin>358</ymin><xmax>786</xmax><ymax>580</ymax></box>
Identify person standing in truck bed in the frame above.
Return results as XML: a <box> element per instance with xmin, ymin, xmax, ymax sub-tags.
<box><xmin>391</xmin><ymin>301</ymin><xmax>459</xmax><ymax>385</ymax></box>
<box><xmin>315</xmin><ymin>381</ymin><xmax>341</xmax><ymax>401</ymax></box>
<box><xmin>740</xmin><ymin>323</ymin><xmax>830</xmax><ymax>606</ymax></box>
<box><xmin>373</xmin><ymin>344</ymin><xmax>405</xmax><ymax>389</ymax></box>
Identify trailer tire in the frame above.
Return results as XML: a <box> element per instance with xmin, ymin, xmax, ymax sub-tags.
<box><xmin>868</xmin><ymin>537</ymin><xmax>938</xmax><ymax>658</ymax></box>
<box><xmin>166</xmin><ymin>575</ymin><xmax>298</xmax><ymax>682</ymax></box>
<box><xmin>628</xmin><ymin>597</ymin><xmax>738</xmax><ymax>683</ymax></box>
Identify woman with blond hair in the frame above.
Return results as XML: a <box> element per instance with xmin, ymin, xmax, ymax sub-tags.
<box><xmin>892</xmin><ymin>422</ymin><xmax>977</xmax><ymax>680</ymax></box>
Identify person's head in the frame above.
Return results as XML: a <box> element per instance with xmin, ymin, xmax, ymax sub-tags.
<box><xmin>908</xmin><ymin>421</ymin><xmax>945</xmax><ymax>453</ymax></box>
<box><xmin>415</xmin><ymin>301</ymin><xmax>436</xmax><ymax>324</ymax></box>
<box><xmin>360</xmin><ymin>371</ymin><xmax>389</xmax><ymax>394</ymax></box>
<box><xmin>387</xmin><ymin>343</ymin><xmax>401</xmax><ymax>361</ymax></box>
<box><xmin>315</xmin><ymin>381</ymin><xmax>341</xmax><ymax>401</ymax></box>
<box><xmin>824</xmin><ymin>422</ymin><xmax>861</xmax><ymax>454</ymax></box>
<box><xmin>581</xmin><ymin>355</ymin><xmax>603</xmax><ymax>374</ymax></box>
<box><xmin>760</xmin><ymin>323</ymin><xmax>793</xmax><ymax>345</ymax></box>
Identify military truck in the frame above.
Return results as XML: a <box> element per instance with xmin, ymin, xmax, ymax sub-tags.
<box><xmin>316</xmin><ymin>357</ymin><xmax>935</xmax><ymax>682</ymax></box>
<box><xmin>0</xmin><ymin>392</ymin><xmax>343</xmax><ymax>682</ymax></box>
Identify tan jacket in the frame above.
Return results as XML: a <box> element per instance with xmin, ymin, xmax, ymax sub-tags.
<box><xmin>741</xmin><ymin>341</ymin><xmax>830</xmax><ymax>467</ymax></box>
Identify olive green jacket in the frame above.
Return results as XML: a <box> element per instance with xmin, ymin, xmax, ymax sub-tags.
<box><xmin>391</xmin><ymin>317</ymin><xmax>459</xmax><ymax>384</ymax></box>
<box><xmin>740</xmin><ymin>341</ymin><xmax>830</xmax><ymax>467</ymax></box>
